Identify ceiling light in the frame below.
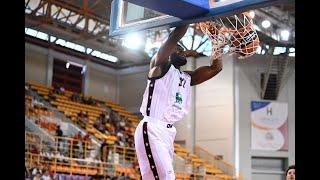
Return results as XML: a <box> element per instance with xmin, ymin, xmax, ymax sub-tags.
<box><xmin>280</xmin><ymin>30</ymin><xmax>290</xmax><ymax>41</ymax></box>
<box><xmin>248</xmin><ymin>11</ymin><xmax>255</xmax><ymax>19</ymax></box>
<box><xmin>123</xmin><ymin>32</ymin><xmax>143</xmax><ymax>50</ymax></box>
<box><xmin>261</xmin><ymin>20</ymin><xmax>271</xmax><ymax>29</ymax></box>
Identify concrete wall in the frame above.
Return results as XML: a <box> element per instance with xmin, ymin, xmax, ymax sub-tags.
<box><xmin>25</xmin><ymin>44</ymin><xmax>48</xmax><ymax>85</ymax></box>
<box><xmin>195</xmin><ymin>55</ymin><xmax>234</xmax><ymax>164</ymax></box>
<box><xmin>235</xmin><ymin>54</ymin><xmax>295</xmax><ymax>180</ymax></box>
<box><xmin>25</xmin><ymin>43</ymin><xmax>117</xmax><ymax>102</ymax></box>
<box><xmin>86</xmin><ymin>68</ymin><xmax>117</xmax><ymax>102</ymax></box>
<box><xmin>118</xmin><ymin>69</ymin><xmax>148</xmax><ymax>113</ymax></box>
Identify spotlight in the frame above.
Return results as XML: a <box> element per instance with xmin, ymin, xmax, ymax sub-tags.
<box><xmin>261</xmin><ymin>20</ymin><xmax>271</xmax><ymax>29</ymax></box>
<box><xmin>248</xmin><ymin>11</ymin><xmax>255</xmax><ymax>19</ymax></box>
<box><xmin>280</xmin><ymin>30</ymin><xmax>290</xmax><ymax>41</ymax></box>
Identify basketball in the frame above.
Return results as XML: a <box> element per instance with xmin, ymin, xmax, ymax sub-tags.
<box><xmin>236</xmin><ymin>37</ymin><xmax>260</xmax><ymax>57</ymax></box>
<box><xmin>230</xmin><ymin>26</ymin><xmax>260</xmax><ymax>57</ymax></box>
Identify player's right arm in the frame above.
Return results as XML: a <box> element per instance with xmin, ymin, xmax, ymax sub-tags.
<box><xmin>149</xmin><ymin>25</ymin><xmax>189</xmax><ymax>69</ymax></box>
<box><xmin>185</xmin><ymin>57</ymin><xmax>222</xmax><ymax>86</ymax></box>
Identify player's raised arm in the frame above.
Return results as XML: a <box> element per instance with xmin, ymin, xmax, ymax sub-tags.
<box><xmin>150</xmin><ymin>25</ymin><xmax>189</xmax><ymax>69</ymax></box>
<box><xmin>185</xmin><ymin>57</ymin><xmax>223</xmax><ymax>86</ymax></box>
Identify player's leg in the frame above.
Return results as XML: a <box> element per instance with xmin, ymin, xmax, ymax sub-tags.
<box><xmin>149</xmin><ymin>139</ymin><xmax>175</xmax><ymax>180</ymax></box>
<box><xmin>134</xmin><ymin>121</ymin><xmax>155</xmax><ymax>179</ymax></box>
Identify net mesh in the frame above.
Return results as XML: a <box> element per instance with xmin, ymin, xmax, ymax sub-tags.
<box><xmin>199</xmin><ymin>12</ymin><xmax>260</xmax><ymax>59</ymax></box>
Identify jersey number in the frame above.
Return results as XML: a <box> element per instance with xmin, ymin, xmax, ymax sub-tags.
<box><xmin>179</xmin><ymin>77</ymin><xmax>186</xmax><ymax>88</ymax></box>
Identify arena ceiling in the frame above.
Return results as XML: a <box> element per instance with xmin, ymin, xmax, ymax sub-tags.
<box><xmin>25</xmin><ymin>0</ymin><xmax>295</xmax><ymax>69</ymax></box>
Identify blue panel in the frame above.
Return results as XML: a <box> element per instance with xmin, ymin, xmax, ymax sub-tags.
<box><xmin>208</xmin><ymin>0</ymin><xmax>278</xmax><ymax>16</ymax></box>
<box><xmin>251</xmin><ymin>101</ymin><xmax>270</xmax><ymax>111</ymax></box>
<box><xmin>125</xmin><ymin>0</ymin><xmax>209</xmax><ymax>19</ymax></box>
<box><xmin>183</xmin><ymin>0</ymin><xmax>210</xmax><ymax>9</ymax></box>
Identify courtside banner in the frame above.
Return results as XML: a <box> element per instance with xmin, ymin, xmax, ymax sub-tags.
<box><xmin>251</xmin><ymin>101</ymin><xmax>288</xmax><ymax>151</ymax></box>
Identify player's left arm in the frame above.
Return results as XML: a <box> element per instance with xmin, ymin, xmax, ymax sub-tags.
<box><xmin>184</xmin><ymin>57</ymin><xmax>222</xmax><ymax>86</ymax></box>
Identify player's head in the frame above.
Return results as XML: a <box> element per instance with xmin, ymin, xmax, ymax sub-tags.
<box><xmin>286</xmin><ymin>165</ymin><xmax>295</xmax><ymax>180</ymax></box>
<box><xmin>169</xmin><ymin>44</ymin><xmax>187</xmax><ymax>69</ymax></box>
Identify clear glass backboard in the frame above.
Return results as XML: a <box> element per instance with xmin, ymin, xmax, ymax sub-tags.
<box><xmin>109</xmin><ymin>0</ymin><xmax>285</xmax><ymax>37</ymax></box>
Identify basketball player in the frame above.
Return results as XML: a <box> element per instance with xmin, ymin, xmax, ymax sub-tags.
<box><xmin>134</xmin><ymin>25</ymin><xmax>222</xmax><ymax>180</ymax></box>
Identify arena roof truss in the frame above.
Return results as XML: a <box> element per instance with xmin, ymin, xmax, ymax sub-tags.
<box><xmin>25</xmin><ymin>0</ymin><xmax>150</xmax><ymax>68</ymax></box>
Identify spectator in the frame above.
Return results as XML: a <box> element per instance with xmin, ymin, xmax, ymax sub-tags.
<box><xmin>55</xmin><ymin>125</ymin><xmax>63</xmax><ymax>150</ymax></box>
<box><xmin>78</xmin><ymin>110</ymin><xmax>85</xmax><ymax>118</ymax></box>
<box><xmin>54</xmin><ymin>151</ymin><xmax>63</xmax><ymax>162</ymax></box>
<box><xmin>25</xmin><ymin>166</ymin><xmax>31</xmax><ymax>180</ymax></box>
<box><xmin>41</xmin><ymin>170</ymin><xmax>51</xmax><ymax>180</ymax></box>
<box><xmin>31</xmin><ymin>163</ymin><xmax>42</xmax><ymax>177</ymax></box>
<box><xmin>86</xmin><ymin>96</ymin><xmax>96</xmax><ymax>105</ymax></box>
<box><xmin>286</xmin><ymin>165</ymin><xmax>295</xmax><ymax>180</ymax></box>
<box><xmin>118</xmin><ymin>172</ymin><xmax>129</xmax><ymax>180</ymax></box>
<box><xmin>78</xmin><ymin>134</ymin><xmax>85</xmax><ymax>158</ymax></box>
<box><xmin>60</xmin><ymin>138</ymin><xmax>69</xmax><ymax>155</ymax></box>
<box><xmin>25</xmin><ymin>84</ymin><xmax>30</xmax><ymax>90</ymax></box>
<box><xmin>44</xmin><ymin>165</ymin><xmax>54</xmax><ymax>179</ymax></box>
<box><xmin>76</xmin><ymin>131</ymin><xmax>83</xmax><ymax>140</ymax></box>
<box><xmin>84</xmin><ymin>150</ymin><xmax>96</xmax><ymax>166</ymax></box>
<box><xmin>55</xmin><ymin>86</ymin><xmax>65</xmax><ymax>95</ymax></box>
<box><xmin>110</xmin><ymin>175</ymin><xmax>118</xmax><ymax>180</ymax></box>
<box><xmin>73</xmin><ymin>132</ymin><xmax>83</xmax><ymax>158</ymax></box>
<box><xmin>78</xmin><ymin>111</ymin><xmax>88</xmax><ymax>128</ymax></box>
<box><xmin>132</xmin><ymin>161</ymin><xmax>139</xmax><ymax>171</ymax></box>
<box><xmin>71</xmin><ymin>92</ymin><xmax>81</xmax><ymax>102</ymax></box>
<box><xmin>119</xmin><ymin>119</ymin><xmax>126</xmax><ymax>128</ymax></box>
<box><xmin>82</xmin><ymin>96</ymin><xmax>91</xmax><ymax>105</ymax></box>
<box><xmin>98</xmin><ymin>123</ymin><xmax>106</xmax><ymax>134</ymax></box>
<box><xmin>30</xmin><ymin>144</ymin><xmax>39</xmax><ymax>154</ymax></box>
<box><xmin>40</xmin><ymin>150</ymin><xmax>50</xmax><ymax>161</ymax></box>
<box><xmin>83</xmin><ymin>134</ymin><xmax>91</xmax><ymax>154</ymax></box>
<box><xmin>100</xmin><ymin>139</ymin><xmax>109</xmax><ymax>162</ymax></box>
<box><xmin>33</xmin><ymin>172</ymin><xmax>42</xmax><ymax>180</ymax></box>
<box><xmin>105</xmin><ymin>112</ymin><xmax>110</xmax><ymax>121</ymax></box>
<box><xmin>107</xmin><ymin>123</ymin><xmax>115</xmax><ymax>135</ymax></box>
<box><xmin>99</xmin><ymin>113</ymin><xmax>107</xmax><ymax>124</ymax></box>
<box><xmin>55</xmin><ymin>125</ymin><xmax>63</xmax><ymax>137</ymax></box>
<box><xmin>117</xmin><ymin>131</ymin><xmax>124</xmax><ymax>140</ymax></box>
<box><xmin>48</xmin><ymin>90</ymin><xmax>56</xmax><ymax>101</ymax></box>
<box><xmin>83</xmin><ymin>134</ymin><xmax>90</xmax><ymax>142</ymax></box>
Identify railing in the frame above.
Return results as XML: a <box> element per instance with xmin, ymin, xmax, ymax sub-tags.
<box><xmin>26</xmin><ymin>132</ymin><xmax>238</xmax><ymax>179</ymax></box>
<box><xmin>66</xmin><ymin>121</ymin><xmax>101</xmax><ymax>147</ymax></box>
<box><xmin>25</xmin><ymin>152</ymin><xmax>140</xmax><ymax>179</ymax></box>
<box><xmin>25</xmin><ymin>132</ymin><xmax>136</xmax><ymax>165</ymax></box>
<box><xmin>25</xmin><ymin>131</ymin><xmax>140</xmax><ymax>178</ymax></box>
<box><xmin>195</xmin><ymin>146</ymin><xmax>241</xmax><ymax>179</ymax></box>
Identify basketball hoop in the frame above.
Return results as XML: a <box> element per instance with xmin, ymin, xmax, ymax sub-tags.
<box><xmin>199</xmin><ymin>12</ymin><xmax>260</xmax><ymax>59</ymax></box>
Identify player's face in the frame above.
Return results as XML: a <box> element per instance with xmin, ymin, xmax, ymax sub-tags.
<box><xmin>170</xmin><ymin>46</ymin><xmax>187</xmax><ymax>68</ymax></box>
<box><xmin>286</xmin><ymin>169</ymin><xmax>295</xmax><ymax>180</ymax></box>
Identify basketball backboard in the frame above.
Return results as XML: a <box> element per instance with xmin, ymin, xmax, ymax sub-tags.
<box><xmin>109</xmin><ymin>0</ymin><xmax>285</xmax><ymax>37</ymax></box>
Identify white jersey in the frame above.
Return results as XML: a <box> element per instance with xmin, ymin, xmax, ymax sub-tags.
<box><xmin>140</xmin><ymin>64</ymin><xmax>192</xmax><ymax>124</ymax></box>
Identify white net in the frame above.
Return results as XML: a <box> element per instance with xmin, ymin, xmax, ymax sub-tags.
<box><xmin>199</xmin><ymin>12</ymin><xmax>260</xmax><ymax>59</ymax></box>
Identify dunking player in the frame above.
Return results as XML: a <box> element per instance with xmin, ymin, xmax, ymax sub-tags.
<box><xmin>134</xmin><ymin>25</ymin><xmax>223</xmax><ymax>180</ymax></box>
